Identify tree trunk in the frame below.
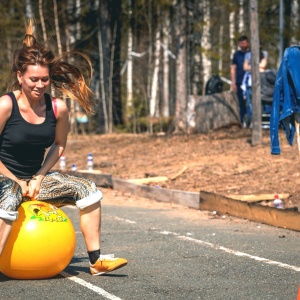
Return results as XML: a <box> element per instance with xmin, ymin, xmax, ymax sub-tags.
<box><xmin>93</xmin><ymin>0</ymin><xmax>110</xmax><ymax>133</ymax></box>
<box><xmin>127</xmin><ymin>0</ymin><xmax>133</xmax><ymax>120</ymax></box>
<box><xmin>111</xmin><ymin>0</ymin><xmax>123</xmax><ymax>126</ymax></box>
<box><xmin>169</xmin><ymin>12</ymin><xmax>176</xmax><ymax>117</ymax></box>
<box><xmin>218</xmin><ymin>25</ymin><xmax>223</xmax><ymax>75</ymax></box>
<box><xmin>201</xmin><ymin>0</ymin><xmax>211</xmax><ymax>95</ymax></box>
<box><xmin>162</xmin><ymin>11</ymin><xmax>170</xmax><ymax>118</ymax></box>
<box><xmin>52</xmin><ymin>0</ymin><xmax>66</xmax><ymax>104</ymax></box>
<box><xmin>229</xmin><ymin>8</ymin><xmax>235</xmax><ymax>60</ymax></box>
<box><xmin>283</xmin><ymin>0</ymin><xmax>292</xmax><ymax>50</ymax></box>
<box><xmin>146</xmin><ymin>0</ymin><xmax>153</xmax><ymax>103</ymax></box>
<box><xmin>291</xmin><ymin>0</ymin><xmax>299</xmax><ymax>45</ymax></box>
<box><xmin>75</xmin><ymin>0</ymin><xmax>81</xmax><ymax>40</ymax></box>
<box><xmin>174</xmin><ymin>0</ymin><xmax>187</xmax><ymax>132</ymax></box>
<box><xmin>66</xmin><ymin>0</ymin><xmax>78</xmax><ymax>135</ymax></box>
<box><xmin>97</xmin><ymin>17</ymin><xmax>108</xmax><ymax>133</ymax></box>
<box><xmin>249</xmin><ymin>0</ymin><xmax>261</xmax><ymax>146</ymax></box>
<box><xmin>149</xmin><ymin>29</ymin><xmax>161</xmax><ymax>117</ymax></box>
<box><xmin>39</xmin><ymin>0</ymin><xmax>47</xmax><ymax>41</ymax></box>
<box><xmin>239</xmin><ymin>0</ymin><xmax>245</xmax><ymax>33</ymax></box>
<box><xmin>53</xmin><ymin>0</ymin><xmax>62</xmax><ymax>56</ymax></box>
<box><xmin>108</xmin><ymin>23</ymin><xmax>117</xmax><ymax>133</ymax></box>
<box><xmin>190</xmin><ymin>2</ymin><xmax>202</xmax><ymax>96</ymax></box>
<box><xmin>51</xmin><ymin>0</ymin><xmax>65</xmax><ymax>100</ymax></box>
<box><xmin>25</xmin><ymin>0</ymin><xmax>34</xmax><ymax>18</ymax></box>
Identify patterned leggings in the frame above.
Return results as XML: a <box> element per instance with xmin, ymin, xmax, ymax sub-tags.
<box><xmin>0</xmin><ymin>172</ymin><xmax>102</xmax><ymax>219</ymax></box>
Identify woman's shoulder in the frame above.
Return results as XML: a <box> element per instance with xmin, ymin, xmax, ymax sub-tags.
<box><xmin>50</xmin><ymin>96</ymin><xmax>67</xmax><ymax>109</ymax></box>
<box><xmin>48</xmin><ymin>95</ymin><xmax>68</xmax><ymax>119</ymax></box>
<box><xmin>0</xmin><ymin>93</ymin><xmax>13</xmax><ymax>109</ymax></box>
<box><xmin>0</xmin><ymin>94</ymin><xmax>14</xmax><ymax>121</ymax></box>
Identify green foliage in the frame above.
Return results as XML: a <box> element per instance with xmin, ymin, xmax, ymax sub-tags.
<box><xmin>0</xmin><ymin>0</ymin><xmax>27</xmax><ymax>94</ymax></box>
<box><xmin>115</xmin><ymin>116</ymin><xmax>174</xmax><ymax>134</ymax></box>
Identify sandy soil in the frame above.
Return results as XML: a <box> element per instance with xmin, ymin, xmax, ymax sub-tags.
<box><xmin>59</xmin><ymin>126</ymin><xmax>300</xmax><ymax>210</ymax></box>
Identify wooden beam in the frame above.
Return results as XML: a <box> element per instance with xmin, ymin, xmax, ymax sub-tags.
<box><xmin>77</xmin><ymin>170</ymin><xmax>103</xmax><ymax>174</ymax></box>
<box><xmin>127</xmin><ymin>176</ymin><xmax>168</xmax><ymax>184</ymax></box>
<box><xmin>170</xmin><ymin>166</ymin><xmax>188</xmax><ymax>180</ymax></box>
<box><xmin>226</xmin><ymin>193</ymin><xmax>290</xmax><ymax>202</ymax></box>
<box><xmin>200</xmin><ymin>190</ymin><xmax>300</xmax><ymax>231</ymax></box>
<box><xmin>70</xmin><ymin>171</ymin><xmax>113</xmax><ymax>188</ymax></box>
<box><xmin>59</xmin><ymin>170</ymin><xmax>300</xmax><ymax>232</ymax></box>
<box><xmin>113</xmin><ymin>178</ymin><xmax>200</xmax><ymax>209</ymax></box>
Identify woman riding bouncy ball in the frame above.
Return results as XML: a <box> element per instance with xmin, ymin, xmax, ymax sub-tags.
<box><xmin>0</xmin><ymin>20</ymin><xmax>127</xmax><ymax>276</ymax></box>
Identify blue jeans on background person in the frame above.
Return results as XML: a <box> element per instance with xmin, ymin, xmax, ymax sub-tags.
<box><xmin>245</xmin><ymin>84</ymin><xmax>252</xmax><ymax>122</ymax></box>
<box><xmin>237</xmin><ymin>84</ymin><xmax>246</xmax><ymax>124</ymax></box>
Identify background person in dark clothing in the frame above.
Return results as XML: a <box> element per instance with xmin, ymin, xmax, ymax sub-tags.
<box><xmin>230</xmin><ymin>35</ymin><xmax>249</xmax><ymax>125</ymax></box>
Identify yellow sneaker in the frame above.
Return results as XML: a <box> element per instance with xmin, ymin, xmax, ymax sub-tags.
<box><xmin>89</xmin><ymin>254</ymin><xmax>128</xmax><ymax>276</ymax></box>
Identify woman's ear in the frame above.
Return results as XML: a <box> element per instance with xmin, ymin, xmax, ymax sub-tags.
<box><xmin>17</xmin><ymin>71</ymin><xmax>22</xmax><ymax>85</ymax></box>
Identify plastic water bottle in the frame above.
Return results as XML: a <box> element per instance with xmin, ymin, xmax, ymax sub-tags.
<box><xmin>87</xmin><ymin>153</ymin><xmax>94</xmax><ymax>171</ymax></box>
<box><xmin>59</xmin><ymin>155</ymin><xmax>66</xmax><ymax>171</ymax></box>
<box><xmin>273</xmin><ymin>194</ymin><xmax>284</xmax><ymax>209</ymax></box>
<box><xmin>71</xmin><ymin>164</ymin><xmax>77</xmax><ymax>171</ymax></box>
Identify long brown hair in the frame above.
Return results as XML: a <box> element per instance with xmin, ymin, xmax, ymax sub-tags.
<box><xmin>9</xmin><ymin>19</ymin><xmax>94</xmax><ymax>114</ymax></box>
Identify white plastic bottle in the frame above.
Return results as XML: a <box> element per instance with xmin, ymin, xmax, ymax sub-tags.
<box><xmin>87</xmin><ymin>153</ymin><xmax>94</xmax><ymax>171</ymax></box>
<box><xmin>59</xmin><ymin>154</ymin><xmax>66</xmax><ymax>171</ymax></box>
<box><xmin>273</xmin><ymin>194</ymin><xmax>284</xmax><ymax>209</ymax></box>
<box><xmin>71</xmin><ymin>164</ymin><xmax>77</xmax><ymax>171</ymax></box>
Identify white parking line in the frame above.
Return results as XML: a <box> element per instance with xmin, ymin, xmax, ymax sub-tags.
<box><xmin>177</xmin><ymin>235</ymin><xmax>300</xmax><ymax>272</ymax></box>
<box><xmin>61</xmin><ymin>271</ymin><xmax>123</xmax><ymax>300</ymax></box>
<box><xmin>118</xmin><ymin>216</ymin><xmax>300</xmax><ymax>273</ymax></box>
<box><xmin>63</xmin><ymin>216</ymin><xmax>300</xmax><ymax>299</ymax></box>
<box><xmin>114</xmin><ymin>216</ymin><xmax>137</xmax><ymax>224</ymax></box>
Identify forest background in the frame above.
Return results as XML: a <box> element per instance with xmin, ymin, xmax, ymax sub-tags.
<box><xmin>0</xmin><ymin>0</ymin><xmax>299</xmax><ymax>135</ymax></box>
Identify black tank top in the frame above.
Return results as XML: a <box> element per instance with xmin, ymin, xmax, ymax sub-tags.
<box><xmin>0</xmin><ymin>92</ymin><xmax>56</xmax><ymax>179</ymax></box>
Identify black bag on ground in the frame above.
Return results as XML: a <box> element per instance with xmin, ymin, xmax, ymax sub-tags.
<box><xmin>205</xmin><ymin>75</ymin><xmax>223</xmax><ymax>95</ymax></box>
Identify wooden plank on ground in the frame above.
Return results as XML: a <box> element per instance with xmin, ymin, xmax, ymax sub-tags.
<box><xmin>60</xmin><ymin>171</ymin><xmax>300</xmax><ymax>232</ymax></box>
<box><xmin>200</xmin><ymin>190</ymin><xmax>300</xmax><ymax>231</ymax></box>
<box><xmin>170</xmin><ymin>166</ymin><xmax>188</xmax><ymax>180</ymax></box>
<box><xmin>78</xmin><ymin>170</ymin><xmax>103</xmax><ymax>174</ymax></box>
<box><xmin>68</xmin><ymin>171</ymin><xmax>113</xmax><ymax>188</ymax></box>
<box><xmin>113</xmin><ymin>178</ymin><xmax>200</xmax><ymax>209</ymax></box>
<box><xmin>127</xmin><ymin>176</ymin><xmax>168</xmax><ymax>184</ymax></box>
<box><xmin>226</xmin><ymin>193</ymin><xmax>290</xmax><ymax>202</ymax></box>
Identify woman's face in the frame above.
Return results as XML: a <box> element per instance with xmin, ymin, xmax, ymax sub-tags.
<box><xmin>17</xmin><ymin>65</ymin><xmax>50</xmax><ymax>100</ymax></box>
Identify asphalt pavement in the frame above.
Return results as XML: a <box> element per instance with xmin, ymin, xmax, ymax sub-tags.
<box><xmin>1</xmin><ymin>191</ymin><xmax>300</xmax><ymax>300</ymax></box>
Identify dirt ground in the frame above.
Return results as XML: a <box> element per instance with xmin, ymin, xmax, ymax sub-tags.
<box><xmin>60</xmin><ymin>126</ymin><xmax>300</xmax><ymax>210</ymax></box>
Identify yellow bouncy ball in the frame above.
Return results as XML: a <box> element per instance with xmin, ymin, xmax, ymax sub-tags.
<box><xmin>0</xmin><ymin>200</ymin><xmax>76</xmax><ymax>279</ymax></box>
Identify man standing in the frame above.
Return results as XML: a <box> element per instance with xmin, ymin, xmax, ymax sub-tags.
<box><xmin>230</xmin><ymin>35</ymin><xmax>249</xmax><ymax>125</ymax></box>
